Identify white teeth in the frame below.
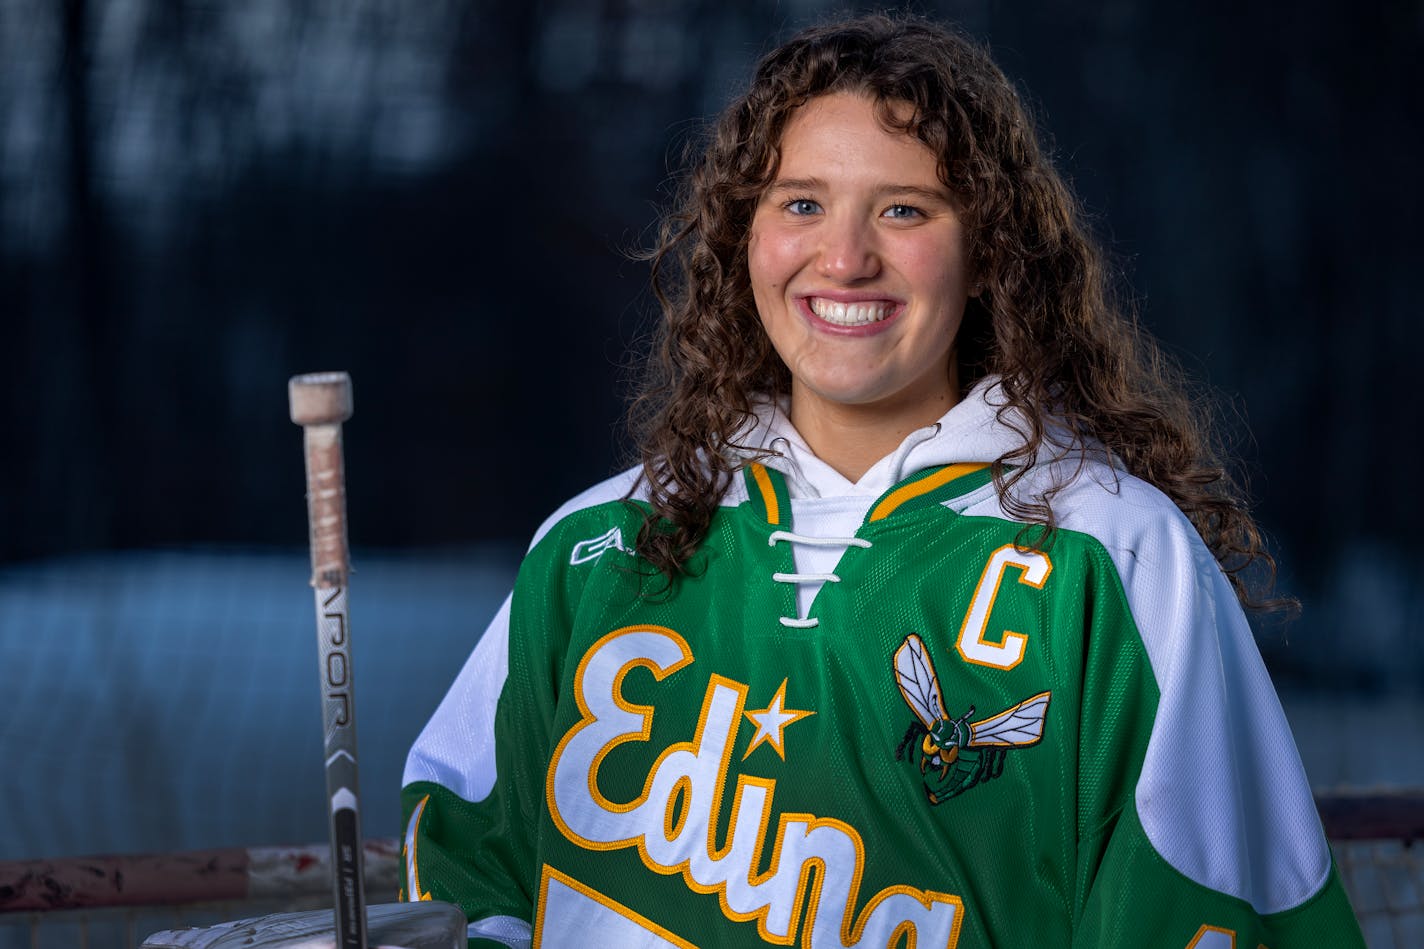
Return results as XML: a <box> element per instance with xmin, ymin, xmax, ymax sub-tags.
<box><xmin>809</xmin><ymin>298</ymin><xmax>893</xmax><ymax>326</ymax></box>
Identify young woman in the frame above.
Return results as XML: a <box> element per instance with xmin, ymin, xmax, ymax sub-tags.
<box><xmin>402</xmin><ymin>15</ymin><xmax>1364</xmax><ymax>948</ymax></box>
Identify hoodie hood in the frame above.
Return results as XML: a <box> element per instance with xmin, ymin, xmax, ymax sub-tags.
<box><xmin>730</xmin><ymin>376</ymin><xmax>1071</xmax><ymax>500</ymax></box>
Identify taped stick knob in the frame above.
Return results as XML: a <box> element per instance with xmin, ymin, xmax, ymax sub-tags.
<box><xmin>289</xmin><ymin>372</ymin><xmax>353</xmax><ymax>426</ymax></box>
<box><xmin>290</xmin><ymin>371</ymin><xmax>353</xmax><ymax>587</ymax></box>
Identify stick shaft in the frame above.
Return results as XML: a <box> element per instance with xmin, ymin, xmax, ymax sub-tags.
<box><xmin>314</xmin><ymin>583</ymin><xmax>366</xmax><ymax>949</ymax></box>
<box><xmin>299</xmin><ymin>413</ymin><xmax>367</xmax><ymax>949</ymax></box>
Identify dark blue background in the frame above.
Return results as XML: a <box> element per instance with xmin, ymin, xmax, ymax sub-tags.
<box><xmin>1</xmin><ymin>0</ymin><xmax>1420</xmax><ymax>861</ymax></box>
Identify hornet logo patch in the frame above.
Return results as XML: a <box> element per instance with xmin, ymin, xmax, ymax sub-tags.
<box><xmin>892</xmin><ymin>633</ymin><xmax>1050</xmax><ymax>804</ymax></box>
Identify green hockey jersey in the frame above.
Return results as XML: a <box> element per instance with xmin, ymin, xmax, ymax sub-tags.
<box><xmin>401</xmin><ymin>381</ymin><xmax>1363</xmax><ymax>948</ymax></box>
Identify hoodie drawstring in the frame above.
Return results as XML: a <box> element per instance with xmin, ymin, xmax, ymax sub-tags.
<box><xmin>767</xmin><ymin>437</ymin><xmax>820</xmax><ymax>499</ymax></box>
<box><xmin>885</xmin><ymin>422</ymin><xmax>943</xmax><ymax>485</ymax></box>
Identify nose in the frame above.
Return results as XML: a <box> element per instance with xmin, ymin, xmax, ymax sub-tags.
<box><xmin>817</xmin><ymin>215</ymin><xmax>880</xmax><ymax>282</ymax></box>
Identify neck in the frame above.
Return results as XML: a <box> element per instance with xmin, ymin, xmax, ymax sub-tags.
<box><xmin>790</xmin><ymin>387</ymin><xmax>960</xmax><ymax>483</ymax></box>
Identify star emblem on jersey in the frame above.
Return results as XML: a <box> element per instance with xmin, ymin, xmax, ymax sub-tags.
<box><xmin>742</xmin><ymin>679</ymin><xmax>814</xmax><ymax>761</ymax></box>
<box><xmin>892</xmin><ymin>633</ymin><xmax>1051</xmax><ymax>804</ymax></box>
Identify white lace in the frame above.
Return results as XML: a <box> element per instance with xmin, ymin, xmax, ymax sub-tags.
<box><xmin>768</xmin><ymin>530</ymin><xmax>871</xmax><ymax>628</ymax></box>
<box><xmin>768</xmin><ymin>530</ymin><xmax>871</xmax><ymax>549</ymax></box>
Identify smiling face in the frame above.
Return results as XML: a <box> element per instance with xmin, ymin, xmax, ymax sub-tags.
<box><xmin>748</xmin><ymin>92</ymin><xmax>973</xmax><ymax>456</ymax></box>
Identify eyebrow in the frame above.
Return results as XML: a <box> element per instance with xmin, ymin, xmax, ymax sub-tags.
<box><xmin>877</xmin><ymin>184</ymin><xmax>954</xmax><ymax>204</ymax></box>
<box><xmin>764</xmin><ymin>177</ymin><xmax>826</xmax><ymax>194</ymax></box>
<box><xmin>764</xmin><ymin>177</ymin><xmax>953</xmax><ymax>204</ymax></box>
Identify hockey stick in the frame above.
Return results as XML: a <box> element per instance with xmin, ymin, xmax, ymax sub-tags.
<box><xmin>289</xmin><ymin>372</ymin><xmax>368</xmax><ymax>949</ymax></box>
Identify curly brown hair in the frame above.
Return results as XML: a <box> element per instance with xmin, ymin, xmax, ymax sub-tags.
<box><xmin>629</xmin><ymin>13</ymin><xmax>1287</xmax><ymax>611</ymax></box>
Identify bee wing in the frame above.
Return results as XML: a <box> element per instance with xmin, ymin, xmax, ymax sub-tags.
<box><xmin>893</xmin><ymin>634</ymin><xmax>949</xmax><ymax>731</ymax></box>
<box><xmin>968</xmin><ymin>691</ymin><xmax>1051</xmax><ymax>748</ymax></box>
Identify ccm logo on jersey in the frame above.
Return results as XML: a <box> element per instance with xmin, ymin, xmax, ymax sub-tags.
<box><xmin>545</xmin><ymin>625</ymin><xmax>967</xmax><ymax>948</ymax></box>
<box><xmin>569</xmin><ymin>526</ymin><xmax>631</xmax><ymax>565</ymax></box>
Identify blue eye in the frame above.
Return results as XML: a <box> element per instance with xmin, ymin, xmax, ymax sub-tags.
<box><xmin>884</xmin><ymin>204</ymin><xmax>922</xmax><ymax>219</ymax></box>
<box><xmin>785</xmin><ymin>198</ymin><xmax>821</xmax><ymax>215</ymax></box>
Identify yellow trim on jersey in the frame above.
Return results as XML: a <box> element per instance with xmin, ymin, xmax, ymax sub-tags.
<box><xmin>1185</xmin><ymin>924</ymin><xmax>1238</xmax><ymax>948</ymax></box>
<box><xmin>536</xmin><ymin>864</ymin><xmax>699</xmax><ymax>948</ymax></box>
<box><xmin>868</xmin><ymin>462</ymin><xmax>989</xmax><ymax>523</ymax></box>
<box><xmin>403</xmin><ymin>793</ymin><xmax>433</xmax><ymax>901</ymax></box>
<box><xmin>750</xmin><ymin>462</ymin><xmax>781</xmax><ymax>526</ymax></box>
